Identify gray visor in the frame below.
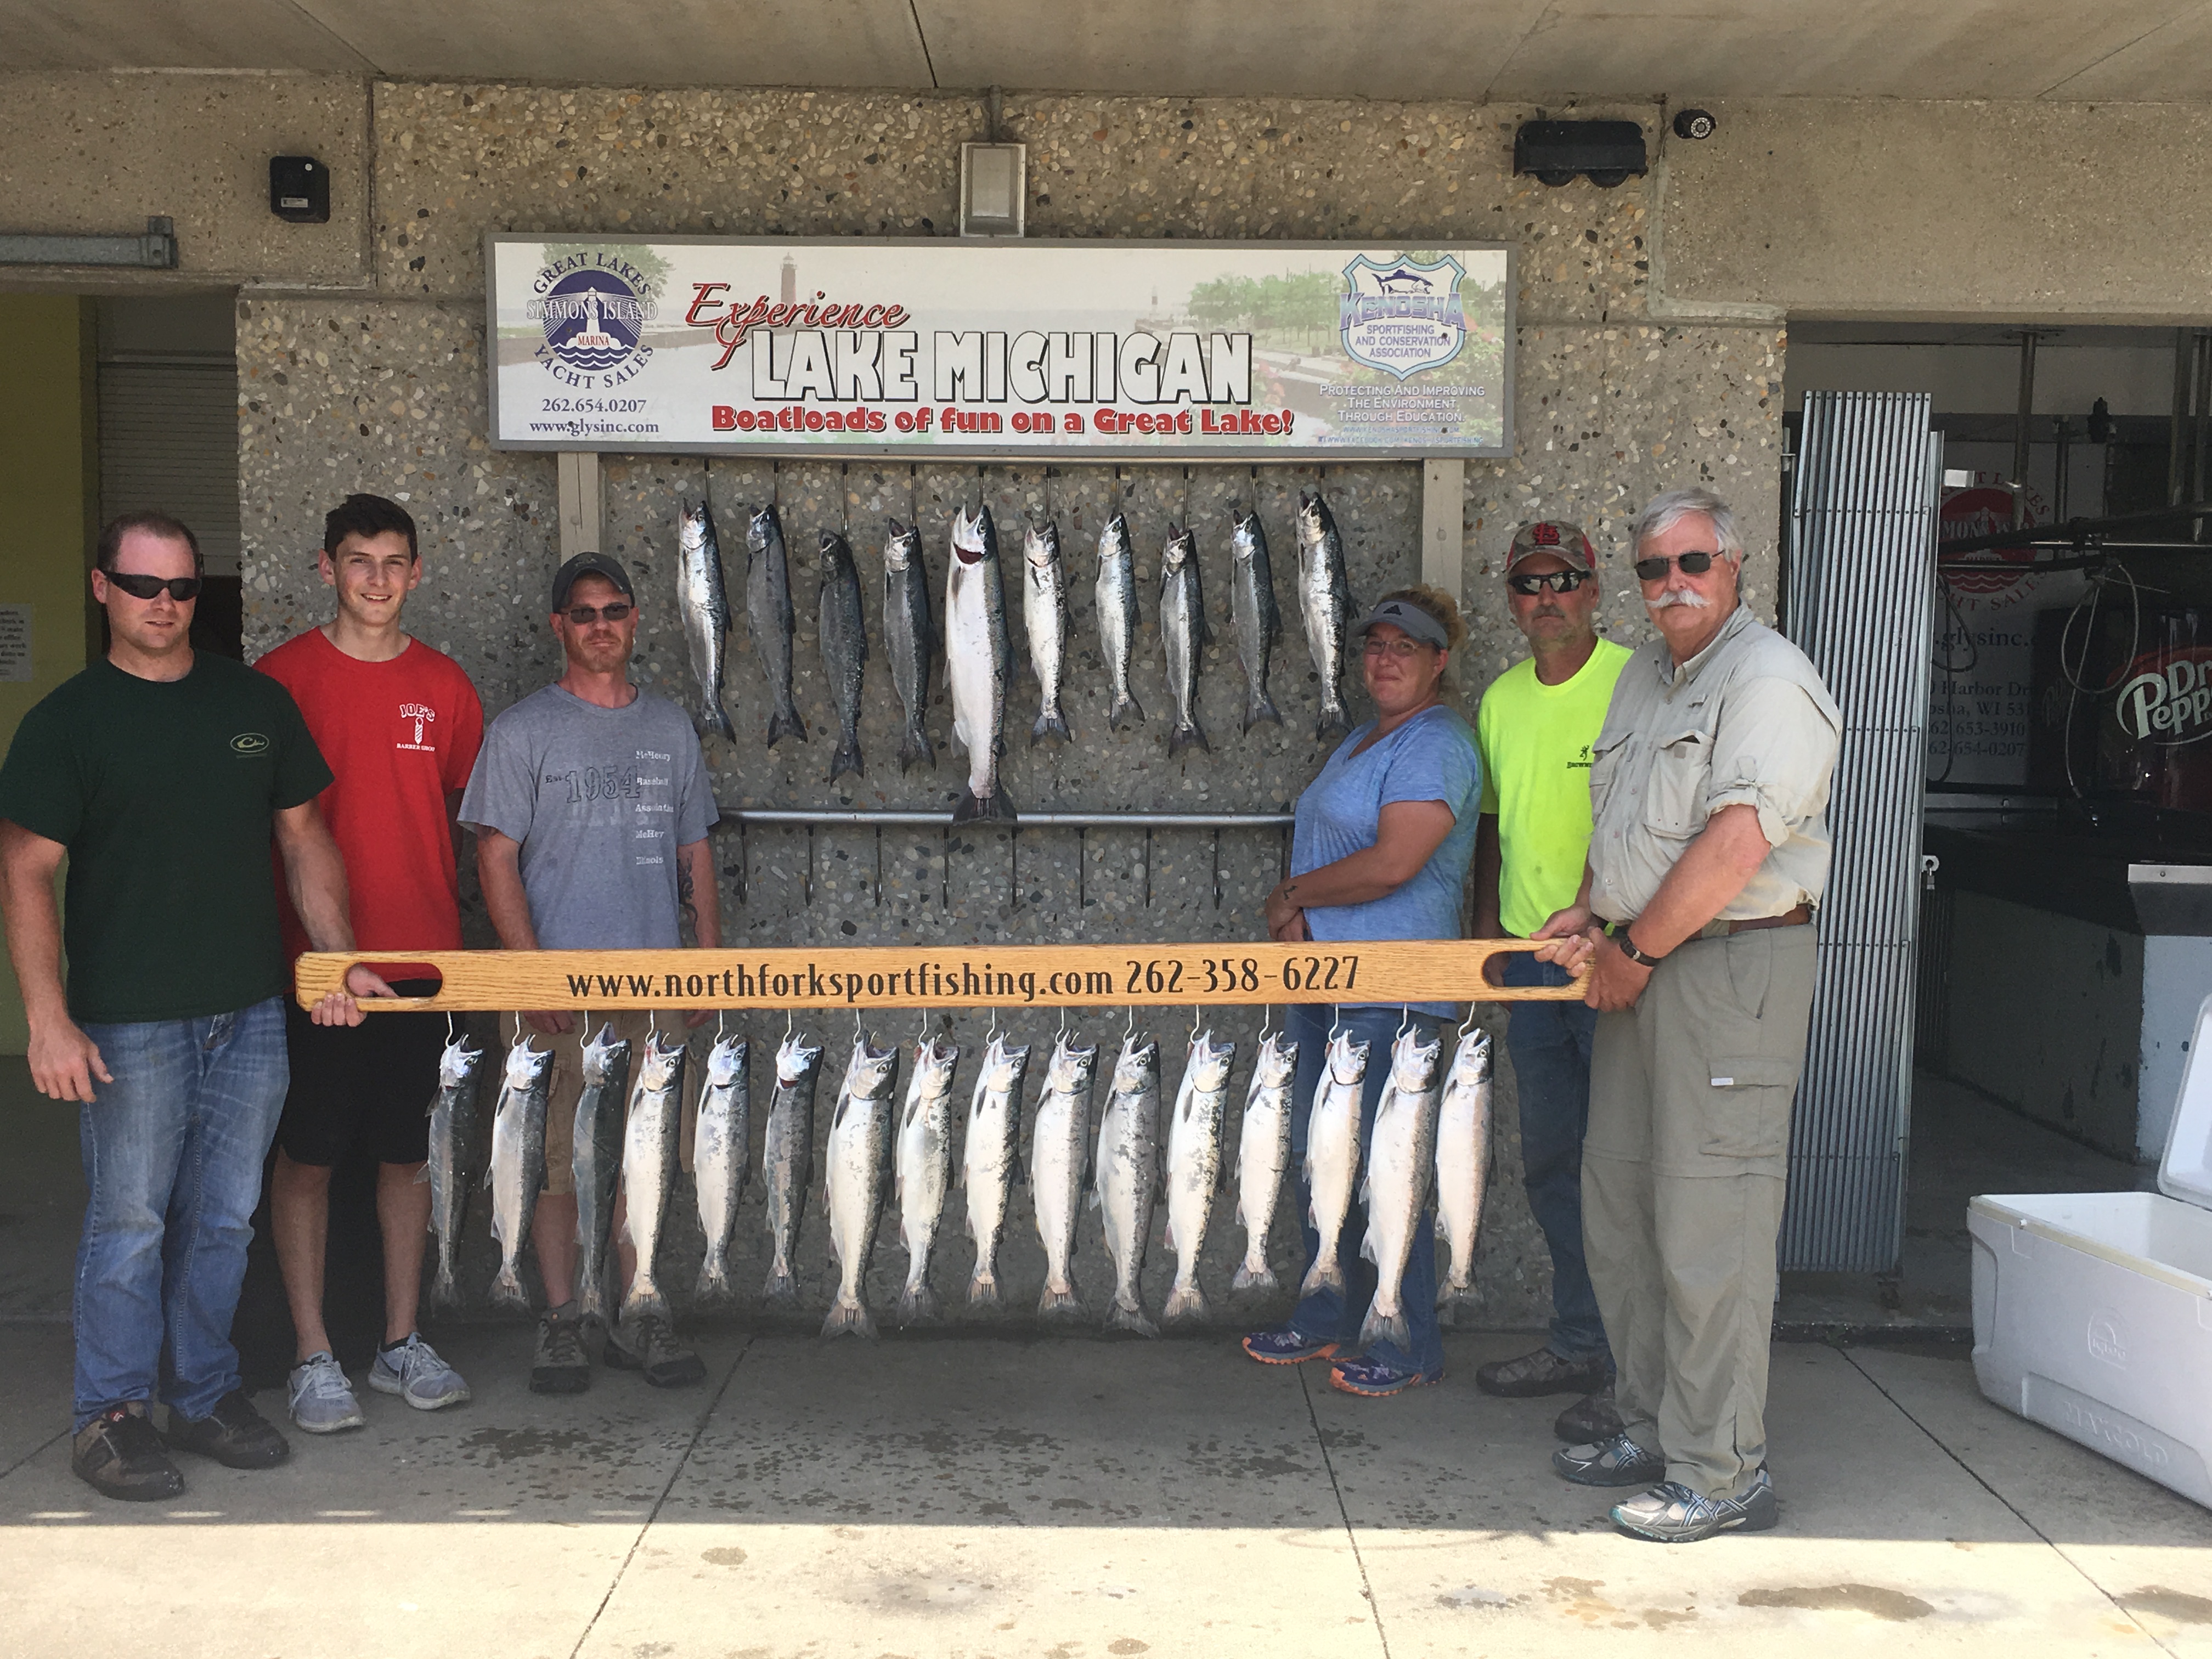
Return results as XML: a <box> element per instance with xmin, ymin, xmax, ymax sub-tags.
<box><xmin>1350</xmin><ymin>597</ymin><xmax>1449</xmax><ymax>649</ymax></box>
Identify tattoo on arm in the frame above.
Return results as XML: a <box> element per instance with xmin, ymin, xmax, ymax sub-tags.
<box><xmin>678</xmin><ymin>856</ymin><xmax>697</xmax><ymax>934</ymax></box>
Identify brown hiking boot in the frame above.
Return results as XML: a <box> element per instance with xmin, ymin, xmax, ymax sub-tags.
<box><xmin>1474</xmin><ymin>1345</ymin><xmax>1609</xmax><ymax>1399</ymax></box>
<box><xmin>1554</xmin><ymin>1380</ymin><xmax>1625</xmax><ymax>1442</ymax></box>
<box><xmin>531</xmin><ymin>1307</ymin><xmax>591</xmax><ymax>1395</ymax></box>
<box><xmin>73</xmin><ymin>1404</ymin><xmax>185</xmax><ymax>1502</ymax></box>
<box><xmin>604</xmin><ymin>1312</ymin><xmax>706</xmax><ymax>1388</ymax></box>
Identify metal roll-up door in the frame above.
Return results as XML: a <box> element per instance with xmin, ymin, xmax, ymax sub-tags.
<box><xmin>97</xmin><ymin>358</ymin><xmax>241</xmax><ymax>576</ymax></box>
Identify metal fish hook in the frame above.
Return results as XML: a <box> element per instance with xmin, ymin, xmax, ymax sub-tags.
<box><xmin>648</xmin><ymin>1007</ymin><xmax>659</xmax><ymax>1037</ymax></box>
<box><xmin>1459</xmin><ymin>1001</ymin><xmax>1480</xmax><ymax>1036</ymax></box>
<box><xmin>1191</xmin><ymin>1004</ymin><xmax>1202</xmax><ymax>1042</ymax></box>
<box><xmin>511</xmin><ymin>1011</ymin><xmax>523</xmax><ymax>1047</ymax></box>
<box><xmin>1257</xmin><ymin>1003</ymin><xmax>1272</xmax><ymax>1041</ymax></box>
<box><xmin>785</xmin><ymin>1007</ymin><xmax>795</xmax><ymax>1042</ymax></box>
<box><xmin>1397</xmin><ymin>1002</ymin><xmax>1412</xmax><ymax>1038</ymax></box>
<box><xmin>986</xmin><ymin>1006</ymin><xmax>999</xmax><ymax>1043</ymax></box>
<box><xmin>445</xmin><ymin>1011</ymin><xmax>458</xmax><ymax>1046</ymax></box>
<box><xmin>854</xmin><ymin>1006</ymin><xmax>865</xmax><ymax>1046</ymax></box>
<box><xmin>1125</xmin><ymin>1004</ymin><xmax>1136</xmax><ymax>1040</ymax></box>
<box><xmin>579</xmin><ymin>1012</ymin><xmax>592</xmax><ymax>1054</ymax></box>
<box><xmin>1057</xmin><ymin>1003</ymin><xmax>1070</xmax><ymax>1042</ymax></box>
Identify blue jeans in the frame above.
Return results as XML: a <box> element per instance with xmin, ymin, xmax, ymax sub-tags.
<box><xmin>73</xmin><ymin>1000</ymin><xmax>289</xmax><ymax>1430</ymax></box>
<box><xmin>1285</xmin><ymin>1003</ymin><xmax>1446</xmax><ymax>1378</ymax></box>
<box><xmin>1502</xmin><ymin>952</ymin><xmax>1610</xmax><ymax>1365</ymax></box>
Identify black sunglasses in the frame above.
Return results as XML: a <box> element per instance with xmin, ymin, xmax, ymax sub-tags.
<box><xmin>104</xmin><ymin>572</ymin><xmax>203</xmax><ymax>601</ymax></box>
<box><xmin>1633</xmin><ymin>550</ymin><xmax>1719</xmax><ymax>582</ymax></box>
<box><xmin>562</xmin><ymin>602</ymin><xmax>634</xmax><ymax>624</ymax></box>
<box><xmin>1506</xmin><ymin>569</ymin><xmax>1593</xmax><ymax>596</ymax></box>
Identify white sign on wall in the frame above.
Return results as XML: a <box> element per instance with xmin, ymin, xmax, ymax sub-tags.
<box><xmin>0</xmin><ymin>605</ymin><xmax>30</xmax><ymax>683</ymax></box>
<box><xmin>485</xmin><ymin>236</ymin><xmax>1514</xmax><ymax>461</ymax></box>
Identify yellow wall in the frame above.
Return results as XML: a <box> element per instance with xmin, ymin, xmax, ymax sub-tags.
<box><xmin>0</xmin><ymin>296</ymin><xmax>95</xmax><ymax>1054</ymax></box>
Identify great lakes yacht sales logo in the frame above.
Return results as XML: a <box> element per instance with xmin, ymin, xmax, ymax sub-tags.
<box><xmin>1339</xmin><ymin>253</ymin><xmax>1468</xmax><ymax>380</ymax></box>
<box><xmin>528</xmin><ymin>253</ymin><xmax>659</xmax><ymax>384</ymax></box>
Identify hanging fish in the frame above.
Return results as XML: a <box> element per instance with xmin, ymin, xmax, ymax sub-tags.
<box><xmin>1355</xmin><ymin>1024</ymin><xmax>1446</xmax><ymax>1355</ymax></box>
<box><xmin>617</xmin><ymin>1030</ymin><xmax>690</xmax><ymax>1324</ymax></box>
<box><xmin>946</xmin><ymin>504</ymin><xmax>1015</xmax><ymax>823</ymax></box>
<box><xmin>961</xmin><ymin>1032</ymin><xmax>1032</xmax><ymax>1308</ymax></box>
<box><xmin>1298</xmin><ymin>1028</ymin><xmax>1371</xmax><ymax>1299</ymax></box>
<box><xmin>1096</xmin><ymin>1030</ymin><xmax>1163</xmax><ymax>1338</ymax></box>
<box><xmin>883</xmin><ymin>519</ymin><xmax>935</xmax><ymax>771</ymax></box>
<box><xmin>1229</xmin><ymin>509</ymin><xmax>1285</xmax><ymax>732</ymax></box>
<box><xmin>1231</xmin><ymin>1031</ymin><xmax>1300</xmax><ymax>1295</ymax></box>
<box><xmin>1434</xmin><ymin>1026</ymin><xmax>1494</xmax><ymax>1310</ymax></box>
<box><xmin>692</xmin><ymin>1031</ymin><xmax>750</xmax><ymax>1305</ymax></box>
<box><xmin>816</xmin><ymin>528</ymin><xmax>869</xmax><ymax>782</ymax></box>
<box><xmin>422</xmin><ymin>1031</ymin><xmax>484</xmax><ymax>1313</ymax></box>
<box><xmin>822</xmin><ymin>1036</ymin><xmax>902</xmax><ymax>1339</ymax></box>
<box><xmin>761</xmin><ymin>1029</ymin><xmax>826</xmax><ymax>1305</ymax></box>
<box><xmin>1023</xmin><ymin>517</ymin><xmax>1073</xmax><ymax>743</ymax></box>
<box><xmin>677</xmin><ymin>501</ymin><xmax>735</xmax><ymax>740</ymax></box>
<box><xmin>894</xmin><ymin>1035</ymin><xmax>963</xmax><ymax>1325</ymax></box>
<box><xmin>745</xmin><ymin>503</ymin><xmax>807</xmax><ymax>747</ymax></box>
<box><xmin>1029</xmin><ymin>1030</ymin><xmax>1099</xmax><ymax>1323</ymax></box>
<box><xmin>1094</xmin><ymin>511</ymin><xmax>1145</xmax><ymax>730</ymax></box>
<box><xmin>571</xmin><ymin>1022</ymin><xmax>634</xmax><ymax>1325</ymax></box>
<box><xmin>486</xmin><ymin>1036</ymin><xmax>555</xmax><ymax>1313</ymax></box>
<box><xmin>1159</xmin><ymin>523</ymin><xmax>1211</xmax><ymax>757</ymax></box>
<box><xmin>1295</xmin><ymin>490</ymin><xmax>1357</xmax><ymax>742</ymax></box>
<box><xmin>1161</xmin><ymin>1028</ymin><xmax>1237</xmax><ymax>1325</ymax></box>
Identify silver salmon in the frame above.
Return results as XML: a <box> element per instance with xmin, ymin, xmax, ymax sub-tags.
<box><xmin>1159</xmin><ymin>524</ymin><xmax>1211</xmax><ymax>757</ymax></box>
<box><xmin>571</xmin><ymin>1023</ymin><xmax>634</xmax><ymax>1325</ymax></box>
<box><xmin>1161</xmin><ymin>1028</ymin><xmax>1237</xmax><ymax>1325</ymax></box>
<box><xmin>1229</xmin><ymin>509</ymin><xmax>1285</xmax><ymax>732</ymax></box>
<box><xmin>1231</xmin><ymin>1031</ymin><xmax>1299</xmax><ymax>1295</ymax></box>
<box><xmin>1295</xmin><ymin>490</ymin><xmax>1357</xmax><ymax>741</ymax></box>
<box><xmin>486</xmin><ymin>1036</ymin><xmax>555</xmax><ymax>1313</ymax></box>
<box><xmin>745</xmin><ymin>503</ymin><xmax>807</xmax><ymax>747</ymax></box>
<box><xmin>1356</xmin><ymin>1025</ymin><xmax>1446</xmax><ymax>1356</ymax></box>
<box><xmin>961</xmin><ymin>1032</ymin><xmax>1031</xmax><ymax>1308</ymax></box>
<box><xmin>1096</xmin><ymin>1031</ymin><xmax>1163</xmax><ymax>1338</ymax></box>
<box><xmin>678</xmin><ymin>501</ymin><xmax>735</xmax><ymax>741</ymax></box>
<box><xmin>894</xmin><ymin>1036</ymin><xmax>962</xmax><ymax>1325</ymax></box>
<box><xmin>761</xmin><ymin>1029</ymin><xmax>826</xmax><ymax>1305</ymax></box>
<box><xmin>1023</xmin><ymin>518</ymin><xmax>1073</xmax><ymax>743</ymax></box>
<box><xmin>618</xmin><ymin>1030</ymin><xmax>690</xmax><ymax>1324</ymax></box>
<box><xmin>692</xmin><ymin>1032</ymin><xmax>750</xmax><ymax>1305</ymax></box>
<box><xmin>822</xmin><ymin>1036</ymin><xmax>901</xmax><ymax>1339</ymax></box>
<box><xmin>1434</xmin><ymin>1026</ymin><xmax>1494</xmax><ymax>1309</ymax></box>
<box><xmin>1029</xmin><ymin>1031</ymin><xmax>1098</xmax><ymax>1322</ymax></box>
<box><xmin>883</xmin><ymin>519</ymin><xmax>934</xmax><ymax>771</ymax></box>
<box><xmin>1095</xmin><ymin>511</ymin><xmax>1145</xmax><ymax>730</ymax></box>
<box><xmin>422</xmin><ymin>1031</ymin><xmax>484</xmax><ymax>1313</ymax></box>
<box><xmin>947</xmin><ymin>504</ymin><xmax>1015</xmax><ymax>823</ymax></box>
<box><xmin>1298</xmin><ymin>1028</ymin><xmax>1370</xmax><ymax>1300</ymax></box>
<box><xmin>817</xmin><ymin>528</ymin><xmax>868</xmax><ymax>782</ymax></box>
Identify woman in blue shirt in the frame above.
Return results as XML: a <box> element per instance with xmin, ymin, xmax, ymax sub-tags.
<box><xmin>1244</xmin><ymin>585</ymin><xmax>1482</xmax><ymax>1397</ymax></box>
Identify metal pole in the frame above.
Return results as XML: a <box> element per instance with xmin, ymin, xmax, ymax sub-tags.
<box><xmin>719</xmin><ymin>808</ymin><xmax>1295</xmax><ymax>830</ymax></box>
<box><xmin>2012</xmin><ymin>331</ymin><xmax>2039</xmax><ymax>530</ymax></box>
<box><xmin>2171</xmin><ymin>328</ymin><xmax>2194</xmax><ymax>508</ymax></box>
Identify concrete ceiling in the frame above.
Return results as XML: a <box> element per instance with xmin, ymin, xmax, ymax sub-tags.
<box><xmin>7</xmin><ymin>0</ymin><xmax>2212</xmax><ymax>101</ymax></box>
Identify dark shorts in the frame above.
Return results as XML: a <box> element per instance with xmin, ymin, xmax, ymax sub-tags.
<box><xmin>276</xmin><ymin>987</ymin><xmax>448</xmax><ymax>1168</ymax></box>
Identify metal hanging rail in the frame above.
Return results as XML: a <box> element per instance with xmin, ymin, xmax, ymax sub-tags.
<box><xmin>722</xmin><ymin>808</ymin><xmax>1294</xmax><ymax>829</ymax></box>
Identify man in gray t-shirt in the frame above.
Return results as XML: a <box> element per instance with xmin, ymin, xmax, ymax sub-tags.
<box><xmin>460</xmin><ymin>552</ymin><xmax>721</xmax><ymax>1395</ymax></box>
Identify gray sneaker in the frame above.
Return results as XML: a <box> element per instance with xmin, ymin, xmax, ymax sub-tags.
<box><xmin>1553</xmin><ymin>1432</ymin><xmax>1666</xmax><ymax>1487</ymax></box>
<box><xmin>603</xmin><ymin>1312</ymin><xmax>707</xmax><ymax>1388</ymax></box>
<box><xmin>368</xmin><ymin>1333</ymin><xmax>471</xmax><ymax>1411</ymax></box>
<box><xmin>1611</xmin><ymin>1469</ymin><xmax>1779</xmax><ymax>1543</ymax></box>
<box><xmin>286</xmin><ymin>1352</ymin><xmax>365</xmax><ymax>1435</ymax></box>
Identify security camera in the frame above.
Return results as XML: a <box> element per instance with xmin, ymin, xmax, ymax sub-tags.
<box><xmin>1672</xmin><ymin>109</ymin><xmax>1717</xmax><ymax>142</ymax></box>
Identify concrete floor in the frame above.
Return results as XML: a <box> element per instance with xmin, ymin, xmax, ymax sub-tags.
<box><xmin>2</xmin><ymin>1323</ymin><xmax>2208</xmax><ymax>1658</ymax></box>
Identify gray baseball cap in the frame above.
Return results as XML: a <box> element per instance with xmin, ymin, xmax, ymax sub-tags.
<box><xmin>1350</xmin><ymin>596</ymin><xmax>1450</xmax><ymax>649</ymax></box>
<box><xmin>550</xmin><ymin>552</ymin><xmax>636</xmax><ymax>612</ymax></box>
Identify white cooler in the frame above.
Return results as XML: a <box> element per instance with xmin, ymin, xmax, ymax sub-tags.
<box><xmin>1970</xmin><ymin>993</ymin><xmax>2212</xmax><ymax>1509</ymax></box>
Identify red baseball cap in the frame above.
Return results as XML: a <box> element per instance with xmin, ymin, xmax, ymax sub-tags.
<box><xmin>1505</xmin><ymin>520</ymin><xmax>1597</xmax><ymax>573</ymax></box>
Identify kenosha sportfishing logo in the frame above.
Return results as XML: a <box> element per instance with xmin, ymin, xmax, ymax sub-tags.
<box><xmin>1339</xmin><ymin>253</ymin><xmax>1467</xmax><ymax>380</ymax></box>
<box><xmin>2114</xmin><ymin>647</ymin><xmax>2212</xmax><ymax>744</ymax></box>
<box><xmin>528</xmin><ymin>252</ymin><xmax>659</xmax><ymax>387</ymax></box>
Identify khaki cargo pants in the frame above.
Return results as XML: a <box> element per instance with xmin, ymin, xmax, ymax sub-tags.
<box><xmin>1582</xmin><ymin>924</ymin><xmax>1816</xmax><ymax>1500</ymax></box>
<box><xmin>522</xmin><ymin>1011</ymin><xmax>700</xmax><ymax>1197</ymax></box>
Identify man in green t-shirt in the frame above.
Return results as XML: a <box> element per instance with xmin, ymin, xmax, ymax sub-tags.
<box><xmin>1471</xmin><ymin>519</ymin><xmax>1632</xmax><ymax>1439</ymax></box>
<box><xmin>0</xmin><ymin>512</ymin><xmax>385</xmax><ymax>1505</ymax></box>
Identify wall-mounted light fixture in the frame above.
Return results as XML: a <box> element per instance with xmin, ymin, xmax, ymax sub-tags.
<box><xmin>1514</xmin><ymin>120</ymin><xmax>1648</xmax><ymax>189</ymax></box>
<box><xmin>0</xmin><ymin>215</ymin><xmax>177</xmax><ymax>268</ymax></box>
<box><xmin>960</xmin><ymin>143</ymin><xmax>1026</xmax><ymax>238</ymax></box>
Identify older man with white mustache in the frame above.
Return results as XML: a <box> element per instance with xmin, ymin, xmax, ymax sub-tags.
<box><xmin>1530</xmin><ymin>486</ymin><xmax>1841</xmax><ymax>1543</ymax></box>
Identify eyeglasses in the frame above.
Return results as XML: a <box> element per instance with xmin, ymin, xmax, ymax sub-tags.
<box><xmin>104</xmin><ymin>572</ymin><xmax>202</xmax><ymax>602</ymax></box>
<box><xmin>1362</xmin><ymin>635</ymin><xmax>1435</xmax><ymax>661</ymax></box>
<box><xmin>1506</xmin><ymin>569</ymin><xmax>1592</xmax><ymax>596</ymax></box>
<box><xmin>561</xmin><ymin>602</ymin><xmax>634</xmax><ymax>624</ymax></box>
<box><xmin>1633</xmin><ymin>550</ymin><xmax>1719</xmax><ymax>582</ymax></box>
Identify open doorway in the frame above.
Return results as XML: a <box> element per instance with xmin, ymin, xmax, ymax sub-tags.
<box><xmin>95</xmin><ymin>291</ymin><xmax>242</xmax><ymax>659</ymax></box>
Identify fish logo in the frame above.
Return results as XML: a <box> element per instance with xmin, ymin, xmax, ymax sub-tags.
<box><xmin>529</xmin><ymin>266</ymin><xmax>654</xmax><ymax>374</ymax></box>
<box><xmin>230</xmin><ymin>731</ymin><xmax>271</xmax><ymax>755</ymax></box>
<box><xmin>1339</xmin><ymin>253</ymin><xmax>1468</xmax><ymax>381</ymax></box>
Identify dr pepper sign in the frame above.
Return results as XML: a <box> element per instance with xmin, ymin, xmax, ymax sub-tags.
<box><xmin>486</xmin><ymin>235</ymin><xmax>1513</xmax><ymax>461</ymax></box>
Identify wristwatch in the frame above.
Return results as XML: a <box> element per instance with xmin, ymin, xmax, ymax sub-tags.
<box><xmin>1607</xmin><ymin>922</ymin><xmax>1665</xmax><ymax>968</ymax></box>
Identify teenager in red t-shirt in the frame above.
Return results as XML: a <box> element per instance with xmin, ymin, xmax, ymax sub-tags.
<box><xmin>255</xmin><ymin>494</ymin><xmax>484</xmax><ymax>1433</ymax></box>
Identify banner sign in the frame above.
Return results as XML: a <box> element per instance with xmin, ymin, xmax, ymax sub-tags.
<box><xmin>295</xmin><ymin>940</ymin><xmax>1585</xmax><ymax>1013</ymax></box>
<box><xmin>485</xmin><ymin>236</ymin><xmax>1514</xmax><ymax>461</ymax></box>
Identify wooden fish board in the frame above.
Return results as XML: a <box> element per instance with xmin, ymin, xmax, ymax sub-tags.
<box><xmin>294</xmin><ymin>939</ymin><xmax>1588</xmax><ymax>1012</ymax></box>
